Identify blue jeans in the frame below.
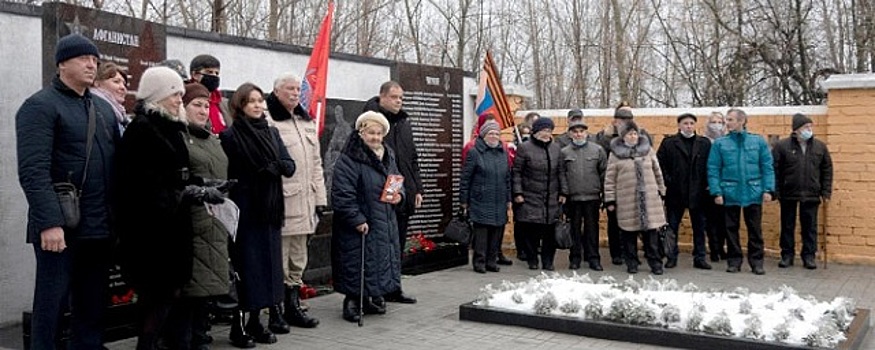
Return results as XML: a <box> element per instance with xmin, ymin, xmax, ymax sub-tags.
<box><xmin>665</xmin><ymin>205</ymin><xmax>708</xmax><ymax>261</ymax></box>
<box><xmin>31</xmin><ymin>238</ymin><xmax>111</xmax><ymax>350</ymax></box>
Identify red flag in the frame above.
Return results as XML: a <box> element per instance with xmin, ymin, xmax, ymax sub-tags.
<box><xmin>301</xmin><ymin>2</ymin><xmax>334</xmax><ymax>137</ymax></box>
<box><xmin>475</xmin><ymin>51</ymin><xmax>514</xmax><ymax>130</ymax></box>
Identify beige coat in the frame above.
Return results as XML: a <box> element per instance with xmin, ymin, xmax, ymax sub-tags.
<box><xmin>604</xmin><ymin>137</ymin><xmax>667</xmax><ymax>232</ymax></box>
<box><xmin>268</xmin><ymin>114</ymin><xmax>328</xmax><ymax>236</ymax></box>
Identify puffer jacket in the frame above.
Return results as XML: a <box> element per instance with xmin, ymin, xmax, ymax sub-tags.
<box><xmin>559</xmin><ymin>141</ymin><xmax>607</xmax><ymax>202</ymax></box>
<box><xmin>460</xmin><ymin>138</ymin><xmax>511</xmax><ymax>226</ymax></box>
<box><xmin>604</xmin><ymin>136</ymin><xmax>666</xmax><ymax>232</ymax></box>
<box><xmin>181</xmin><ymin>124</ymin><xmax>230</xmax><ymax>297</ymax></box>
<box><xmin>16</xmin><ymin>77</ymin><xmax>119</xmax><ymax>243</ymax></box>
<box><xmin>331</xmin><ymin>134</ymin><xmax>402</xmax><ymax>297</ymax></box>
<box><xmin>707</xmin><ymin>129</ymin><xmax>775</xmax><ymax>207</ymax></box>
<box><xmin>772</xmin><ymin>134</ymin><xmax>833</xmax><ymax>202</ymax></box>
<box><xmin>512</xmin><ymin>138</ymin><xmax>562</xmax><ymax>224</ymax></box>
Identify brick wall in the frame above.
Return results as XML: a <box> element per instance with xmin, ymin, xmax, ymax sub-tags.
<box><xmin>502</xmin><ymin>97</ymin><xmax>874</xmax><ymax>265</ymax></box>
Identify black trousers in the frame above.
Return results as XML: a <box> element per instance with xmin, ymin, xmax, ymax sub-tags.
<box><xmin>621</xmin><ymin>229</ymin><xmax>662</xmax><ymax>269</ymax></box>
<box><xmin>779</xmin><ymin>200</ymin><xmax>820</xmax><ymax>260</ymax></box>
<box><xmin>704</xmin><ymin>198</ymin><xmax>727</xmax><ymax>257</ymax></box>
<box><xmin>518</xmin><ymin>222</ymin><xmax>557</xmax><ymax>268</ymax></box>
<box><xmin>163</xmin><ymin>296</ymin><xmax>213</xmax><ymax>350</ymax></box>
<box><xmin>472</xmin><ymin>223</ymin><xmax>503</xmax><ymax>269</ymax></box>
<box><xmin>513</xmin><ymin>220</ymin><xmax>526</xmax><ymax>260</ymax></box>
<box><xmin>568</xmin><ymin>200</ymin><xmax>601</xmax><ymax>265</ymax></box>
<box><xmin>136</xmin><ymin>288</ymin><xmax>180</xmax><ymax>350</ymax></box>
<box><xmin>31</xmin><ymin>238</ymin><xmax>112</xmax><ymax>350</ymax></box>
<box><xmin>724</xmin><ymin>204</ymin><xmax>764</xmax><ymax>268</ymax></box>
<box><xmin>665</xmin><ymin>204</ymin><xmax>708</xmax><ymax>261</ymax></box>
<box><xmin>606</xmin><ymin>209</ymin><xmax>623</xmax><ymax>260</ymax></box>
<box><xmin>397</xmin><ymin>213</ymin><xmax>410</xmax><ymax>259</ymax></box>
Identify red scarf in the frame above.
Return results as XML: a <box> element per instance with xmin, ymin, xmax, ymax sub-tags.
<box><xmin>209</xmin><ymin>90</ymin><xmax>226</xmax><ymax>134</ymax></box>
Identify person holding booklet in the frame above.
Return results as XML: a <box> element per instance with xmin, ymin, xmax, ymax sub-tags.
<box><xmin>331</xmin><ymin>111</ymin><xmax>404</xmax><ymax>324</ymax></box>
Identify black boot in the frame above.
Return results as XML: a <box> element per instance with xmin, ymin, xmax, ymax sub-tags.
<box><xmin>342</xmin><ymin>296</ymin><xmax>361</xmax><ymax>323</ymax></box>
<box><xmin>268</xmin><ymin>305</ymin><xmax>290</xmax><ymax>334</ymax></box>
<box><xmin>363</xmin><ymin>296</ymin><xmax>387</xmax><ymax>315</ymax></box>
<box><xmin>283</xmin><ymin>286</ymin><xmax>320</xmax><ymax>328</ymax></box>
<box><xmin>229</xmin><ymin>310</ymin><xmax>255</xmax><ymax>349</ymax></box>
<box><xmin>245</xmin><ymin>311</ymin><xmax>277</xmax><ymax>344</ymax></box>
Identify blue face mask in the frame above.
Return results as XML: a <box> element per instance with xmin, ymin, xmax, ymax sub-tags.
<box><xmin>572</xmin><ymin>139</ymin><xmax>587</xmax><ymax>146</ymax></box>
<box><xmin>799</xmin><ymin>129</ymin><xmax>813</xmax><ymax>140</ymax></box>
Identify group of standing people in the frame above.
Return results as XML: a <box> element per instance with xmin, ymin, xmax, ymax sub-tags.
<box><xmin>16</xmin><ymin>34</ymin><xmax>425</xmax><ymax>350</ymax></box>
<box><xmin>470</xmin><ymin>102</ymin><xmax>832</xmax><ymax>277</ymax></box>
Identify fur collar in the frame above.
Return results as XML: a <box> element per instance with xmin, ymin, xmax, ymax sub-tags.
<box><xmin>610</xmin><ymin>134</ymin><xmax>652</xmax><ymax>158</ymax></box>
<box><xmin>342</xmin><ymin>132</ymin><xmax>394</xmax><ymax>173</ymax></box>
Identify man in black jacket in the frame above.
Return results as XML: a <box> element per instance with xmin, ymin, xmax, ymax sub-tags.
<box><xmin>773</xmin><ymin>113</ymin><xmax>833</xmax><ymax>270</ymax></box>
<box><xmin>363</xmin><ymin>81</ymin><xmax>420</xmax><ymax>304</ymax></box>
<box><xmin>16</xmin><ymin>34</ymin><xmax>119</xmax><ymax>349</ymax></box>
<box><xmin>656</xmin><ymin>113</ymin><xmax>712</xmax><ymax>270</ymax></box>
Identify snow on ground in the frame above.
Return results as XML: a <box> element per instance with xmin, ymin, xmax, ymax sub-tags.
<box><xmin>474</xmin><ymin>273</ymin><xmax>856</xmax><ymax>348</ymax></box>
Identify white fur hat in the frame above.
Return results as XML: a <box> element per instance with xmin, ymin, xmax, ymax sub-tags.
<box><xmin>355</xmin><ymin>111</ymin><xmax>390</xmax><ymax>136</ymax></box>
<box><xmin>137</xmin><ymin>66</ymin><xmax>185</xmax><ymax>104</ymax></box>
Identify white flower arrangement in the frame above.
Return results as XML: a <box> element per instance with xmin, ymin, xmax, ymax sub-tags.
<box><xmin>473</xmin><ymin>273</ymin><xmax>856</xmax><ymax>348</ymax></box>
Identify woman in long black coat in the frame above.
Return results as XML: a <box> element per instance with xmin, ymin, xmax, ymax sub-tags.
<box><xmin>220</xmin><ymin>83</ymin><xmax>295</xmax><ymax>346</ymax></box>
<box><xmin>116</xmin><ymin>67</ymin><xmax>225</xmax><ymax>350</ymax></box>
<box><xmin>332</xmin><ymin>111</ymin><xmax>403</xmax><ymax>323</ymax></box>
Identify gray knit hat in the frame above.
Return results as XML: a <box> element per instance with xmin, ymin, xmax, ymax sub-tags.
<box><xmin>137</xmin><ymin>66</ymin><xmax>185</xmax><ymax>104</ymax></box>
<box><xmin>479</xmin><ymin>120</ymin><xmax>500</xmax><ymax>138</ymax></box>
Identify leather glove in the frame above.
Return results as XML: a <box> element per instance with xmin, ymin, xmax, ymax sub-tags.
<box><xmin>201</xmin><ymin>187</ymin><xmax>225</xmax><ymax>204</ymax></box>
<box><xmin>202</xmin><ymin>178</ymin><xmax>237</xmax><ymax>193</ymax></box>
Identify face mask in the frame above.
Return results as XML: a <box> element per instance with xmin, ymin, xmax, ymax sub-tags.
<box><xmin>799</xmin><ymin>129</ymin><xmax>813</xmax><ymax>140</ymax></box>
<box><xmin>624</xmin><ymin>140</ymin><xmax>637</xmax><ymax>148</ymax></box>
<box><xmin>486</xmin><ymin>140</ymin><xmax>500</xmax><ymax>148</ymax></box>
<box><xmin>572</xmin><ymin>139</ymin><xmax>587</xmax><ymax>146</ymax></box>
<box><xmin>200</xmin><ymin>74</ymin><xmax>220</xmax><ymax>92</ymax></box>
<box><xmin>681</xmin><ymin>130</ymin><xmax>695</xmax><ymax>138</ymax></box>
<box><xmin>708</xmin><ymin>123</ymin><xmax>724</xmax><ymax>132</ymax></box>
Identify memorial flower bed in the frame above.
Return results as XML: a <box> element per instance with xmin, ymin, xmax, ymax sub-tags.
<box><xmin>472</xmin><ymin>273</ymin><xmax>857</xmax><ymax>348</ymax></box>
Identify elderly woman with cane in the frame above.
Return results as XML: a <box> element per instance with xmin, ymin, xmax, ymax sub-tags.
<box><xmin>331</xmin><ymin>111</ymin><xmax>403</xmax><ymax>324</ymax></box>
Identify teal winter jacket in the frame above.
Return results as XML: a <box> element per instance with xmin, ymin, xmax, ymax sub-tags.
<box><xmin>707</xmin><ymin>129</ymin><xmax>775</xmax><ymax>207</ymax></box>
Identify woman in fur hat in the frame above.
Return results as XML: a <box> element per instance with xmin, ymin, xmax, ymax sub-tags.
<box><xmin>604</xmin><ymin>121</ymin><xmax>667</xmax><ymax>275</ymax></box>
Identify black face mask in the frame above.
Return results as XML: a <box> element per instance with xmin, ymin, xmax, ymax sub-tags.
<box><xmin>200</xmin><ymin>74</ymin><xmax>220</xmax><ymax>92</ymax></box>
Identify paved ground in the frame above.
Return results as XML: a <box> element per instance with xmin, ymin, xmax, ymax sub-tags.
<box><xmin>4</xmin><ymin>250</ymin><xmax>874</xmax><ymax>349</ymax></box>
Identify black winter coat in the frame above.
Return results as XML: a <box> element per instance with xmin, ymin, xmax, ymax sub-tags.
<box><xmin>460</xmin><ymin>138</ymin><xmax>511</xmax><ymax>226</ymax></box>
<box><xmin>772</xmin><ymin>134</ymin><xmax>833</xmax><ymax>202</ymax></box>
<box><xmin>116</xmin><ymin>104</ymin><xmax>193</xmax><ymax>292</ymax></box>
<box><xmin>16</xmin><ymin>77</ymin><xmax>119</xmax><ymax>243</ymax></box>
<box><xmin>656</xmin><ymin>133</ymin><xmax>712</xmax><ymax>209</ymax></box>
<box><xmin>220</xmin><ymin>121</ymin><xmax>295</xmax><ymax>310</ymax></box>
<box><xmin>363</xmin><ymin>97</ymin><xmax>422</xmax><ymax>217</ymax></box>
<box><xmin>331</xmin><ymin>134</ymin><xmax>402</xmax><ymax>297</ymax></box>
<box><xmin>513</xmin><ymin>138</ymin><xmax>562</xmax><ymax>224</ymax></box>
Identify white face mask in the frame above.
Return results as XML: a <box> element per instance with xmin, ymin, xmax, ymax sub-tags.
<box><xmin>708</xmin><ymin>123</ymin><xmax>724</xmax><ymax>132</ymax></box>
<box><xmin>681</xmin><ymin>130</ymin><xmax>695</xmax><ymax>138</ymax></box>
<box><xmin>799</xmin><ymin>129</ymin><xmax>813</xmax><ymax>140</ymax></box>
<box><xmin>486</xmin><ymin>140</ymin><xmax>500</xmax><ymax>148</ymax></box>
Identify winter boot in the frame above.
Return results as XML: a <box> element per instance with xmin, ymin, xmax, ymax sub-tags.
<box><xmin>244</xmin><ymin>311</ymin><xmax>277</xmax><ymax>344</ymax></box>
<box><xmin>342</xmin><ymin>296</ymin><xmax>361</xmax><ymax>323</ymax></box>
<box><xmin>229</xmin><ymin>310</ymin><xmax>254</xmax><ymax>349</ymax></box>
<box><xmin>267</xmin><ymin>305</ymin><xmax>290</xmax><ymax>334</ymax></box>
<box><xmin>284</xmin><ymin>285</ymin><xmax>320</xmax><ymax>328</ymax></box>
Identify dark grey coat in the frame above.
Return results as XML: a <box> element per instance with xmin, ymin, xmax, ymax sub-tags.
<box><xmin>460</xmin><ymin>138</ymin><xmax>511</xmax><ymax>226</ymax></box>
<box><xmin>559</xmin><ymin>141</ymin><xmax>607</xmax><ymax>202</ymax></box>
<box><xmin>512</xmin><ymin>138</ymin><xmax>562</xmax><ymax>224</ymax></box>
<box><xmin>16</xmin><ymin>77</ymin><xmax>119</xmax><ymax>243</ymax></box>
<box><xmin>331</xmin><ymin>134</ymin><xmax>402</xmax><ymax>297</ymax></box>
<box><xmin>772</xmin><ymin>134</ymin><xmax>833</xmax><ymax>202</ymax></box>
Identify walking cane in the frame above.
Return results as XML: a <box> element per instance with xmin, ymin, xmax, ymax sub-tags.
<box><xmin>359</xmin><ymin>232</ymin><xmax>366</xmax><ymax>327</ymax></box>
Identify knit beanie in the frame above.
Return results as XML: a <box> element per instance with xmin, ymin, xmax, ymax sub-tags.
<box><xmin>137</xmin><ymin>66</ymin><xmax>185</xmax><ymax>104</ymax></box>
<box><xmin>792</xmin><ymin>113</ymin><xmax>813</xmax><ymax>131</ymax></box>
<box><xmin>355</xmin><ymin>111</ymin><xmax>391</xmax><ymax>136</ymax></box>
<box><xmin>183</xmin><ymin>83</ymin><xmax>210</xmax><ymax>106</ymax></box>
<box><xmin>479</xmin><ymin>120</ymin><xmax>500</xmax><ymax>138</ymax></box>
<box><xmin>55</xmin><ymin>34</ymin><xmax>100</xmax><ymax>65</ymax></box>
<box><xmin>531</xmin><ymin>118</ymin><xmax>555</xmax><ymax>135</ymax></box>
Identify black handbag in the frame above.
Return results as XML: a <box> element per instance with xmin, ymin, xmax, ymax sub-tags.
<box><xmin>658</xmin><ymin>224</ymin><xmax>677</xmax><ymax>259</ymax></box>
<box><xmin>53</xmin><ymin>100</ymin><xmax>96</xmax><ymax>230</ymax></box>
<box><xmin>444</xmin><ymin>209</ymin><xmax>472</xmax><ymax>246</ymax></box>
<box><xmin>554</xmin><ymin>207</ymin><xmax>573</xmax><ymax>249</ymax></box>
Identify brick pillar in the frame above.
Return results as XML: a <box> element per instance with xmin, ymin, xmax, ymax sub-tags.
<box><xmin>822</xmin><ymin>74</ymin><xmax>875</xmax><ymax>264</ymax></box>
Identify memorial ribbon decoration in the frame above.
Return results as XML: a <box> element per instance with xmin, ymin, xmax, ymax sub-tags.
<box><xmin>475</xmin><ymin>50</ymin><xmax>515</xmax><ymax>130</ymax></box>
